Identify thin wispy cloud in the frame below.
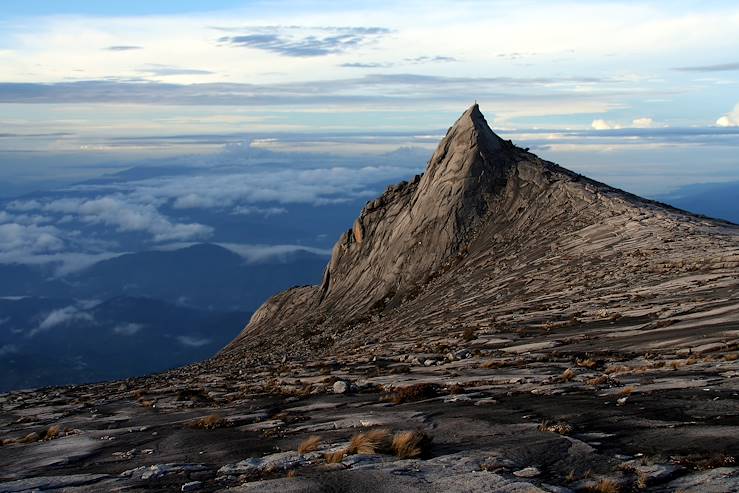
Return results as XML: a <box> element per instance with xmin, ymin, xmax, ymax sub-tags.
<box><xmin>218</xmin><ymin>26</ymin><xmax>390</xmax><ymax>57</ymax></box>
<box><xmin>105</xmin><ymin>45</ymin><xmax>143</xmax><ymax>51</ymax></box>
<box><xmin>138</xmin><ymin>65</ymin><xmax>214</xmax><ymax>76</ymax></box>
<box><xmin>673</xmin><ymin>62</ymin><xmax>739</xmax><ymax>72</ymax></box>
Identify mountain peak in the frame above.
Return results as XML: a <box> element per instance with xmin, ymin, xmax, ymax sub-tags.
<box><xmin>224</xmin><ymin>104</ymin><xmax>739</xmax><ymax>359</ymax></box>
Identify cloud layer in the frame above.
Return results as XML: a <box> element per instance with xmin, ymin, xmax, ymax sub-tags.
<box><xmin>218</xmin><ymin>26</ymin><xmax>390</xmax><ymax>57</ymax></box>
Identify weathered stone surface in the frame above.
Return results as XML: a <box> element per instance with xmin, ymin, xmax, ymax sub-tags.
<box><xmin>1</xmin><ymin>105</ymin><xmax>738</xmax><ymax>493</ymax></box>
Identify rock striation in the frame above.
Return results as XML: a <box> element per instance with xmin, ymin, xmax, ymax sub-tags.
<box><xmin>223</xmin><ymin>104</ymin><xmax>739</xmax><ymax>361</ymax></box>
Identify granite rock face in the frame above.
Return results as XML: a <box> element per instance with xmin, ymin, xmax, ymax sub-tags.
<box><xmin>224</xmin><ymin>104</ymin><xmax>739</xmax><ymax>362</ymax></box>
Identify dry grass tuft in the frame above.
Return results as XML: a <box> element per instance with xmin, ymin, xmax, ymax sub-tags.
<box><xmin>188</xmin><ymin>414</ymin><xmax>226</xmax><ymax>430</ymax></box>
<box><xmin>447</xmin><ymin>384</ymin><xmax>466</xmax><ymax>395</ymax></box>
<box><xmin>586</xmin><ymin>374</ymin><xmax>609</xmax><ymax>386</ymax></box>
<box><xmin>586</xmin><ymin>479</ymin><xmax>620</xmax><ymax>493</ymax></box>
<box><xmin>348</xmin><ymin>429</ymin><xmax>392</xmax><ymax>455</ymax></box>
<box><xmin>324</xmin><ymin>449</ymin><xmax>347</xmax><ymax>463</ymax></box>
<box><xmin>462</xmin><ymin>326</ymin><xmax>476</xmax><ymax>342</ymax></box>
<box><xmin>480</xmin><ymin>359</ymin><xmax>502</xmax><ymax>369</ymax></box>
<box><xmin>618</xmin><ymin>386</ymin><xmax>636</xmax><ymax>397</ymax></box>
<box><xmin>605</xmin><ymin>365</ymin><xmax>630</xmax><ymax>375</ymax></box>
<box><xmin>391</xmin><ymin>430</ymin><xmax>432</xmax><ymax>459</ymax></box>
<box><xmin>43</xmin><ymin>425</ymin><xmax>61</xmax><ymax>441</ymax></box>
<box><xmin>386</xmin><ymin>383</ymin><xmax>439</xmax><ymax>404</ymax></box>
<box><xmin>724</xmin><ymin>353</ymin><xmax>738</xmax><ymax>361</ymax></box>
<box><xmin>297</xmin><ymin>435</ymin><xmax>322</xmax><ymax>454</ymax></box>
<box><xmin>538</xmin><ymin>420</ymin><xmax>573</xmax><ymax>435</ymax></box>
<box><xmin>577</xmin><ymin>358</ymin><xmax>598</xmax><ymax>369</ymax></box>
<box><xmin>561</xmin><ymin>368</ymin><xmax>576</xmax><ymax>382</ymax></box>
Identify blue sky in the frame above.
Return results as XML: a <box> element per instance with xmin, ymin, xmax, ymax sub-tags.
<box><xmin>0</xmin><ymin>0</ymin><xmax>738</xmax><ymax>196</ymax></box>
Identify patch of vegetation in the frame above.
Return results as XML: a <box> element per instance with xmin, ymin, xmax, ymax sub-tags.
<box><xmin>585</xmin><ymin>478</ymin><xmax>620</xmax><ymax>493</ymax></box>
<box><xmin>187</xmin><ymin>414</ymin><xmax>227</xmax><ymax>430</ymax></box>
<box><xmin>384</xmin><ymin>383</ymin><xmax>440</xmax><ymax>404</ymax></box>
<box><xmin>673</xmin><ymin>453</ymin><xmax>736</xmax><ymax>470</ymax></box>
<box><xmin>324</xmin><ymin>449</ymin><xmax>347</xmax><ymax>463</ymax></box>
<box><xmin>391</xmin><ymin>430</ymin><xmax>432</xmax><ymax>459</ymax></box>
<box><xmin>538</xmin><ymin>420</ymin><xmax>573</xmax><ymax>435</ymax></box>
<box><xmin>347</xmin><ymin>429</ymin><xmax>392</xmax><ymax>455</ymax></box>
<box><xmin>297</xmin><ymin>435</ymin><xmax>322</xmax><ymax>454</ymax></box>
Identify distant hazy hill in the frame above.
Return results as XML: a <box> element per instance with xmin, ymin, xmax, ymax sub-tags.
<box><xmin>73</xmin><ymin>243</ymin><xmax>328</xmax><ymax>310</ymax></box>
<box><xmin>0</xmin><ymin>243</ymin><xmax>328</xmax><ymax>312</ymax></box>
<box><xmin>660</xmin><ymin>180</ymin><xmax>739</xmax><ymax>224</ymax></box>
<box><xmin>0</xmin><ymin>296</ymin><xmax>248</xmax><ymax>391</ymax></box>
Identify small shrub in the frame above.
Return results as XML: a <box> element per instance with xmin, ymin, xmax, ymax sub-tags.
<box><xmin>724</xmin><ymin>353</ymin><xmax>738</xmax><ymax>361</ymax></box>
<box><xmin>618</xmin><ymin>386</ymin><xmax>636</xmax><ymax>397</ymax></box>
<box><xmin>44</xmin><ymin>425</ymin><xmax>61</xmax><ymax>441</ymax></box>
<box><xmin>386</xmin><ymin>383</ymin><xmax>439</xmax><ymax>404</ymax></box>
<box><xmin>538</xmin><ymin>420</ymin><xmax>573</xmax><ymax>435</ymax></box>
<box><xmin>389</xmin><ymin>364</ymin><xmax>411</xmax><ymax>374</ymax></box>
<box><xmin>297</xmin><ymin>435</ymin><xmax>322</xmax><ymax>454</ymax></box>
<box><xmin>391</xmin><ymin>431</ymin><xmax>432</xmax><ymax>459</ymax></box>
<box><xmin>577</xmin><ymin>358</ymin><xmax>597</xmax><ymax>369</ymax></box>
<box><xmin>188</xmin><ymin>414</ymin><xmax>226</xmax><ymax>430</ymax></box>
<box><xmin>462</xmin><ymin>327</ymin><xmax>476</xmax><ymax>342</ymax></box>
<box><xmin>480</xmin><ymin>360</ymin><xmax>501</xmax><ymax>369</ymax></box>
<box><xmin>447</xmin><ymin>384</ymin><xmax>466</xmax><ymax>394</ymax></box>
<box><xmin>586</xmin><ymin>479</ymin><xmax>620</xmax><ymax>493</ymax></box>
<box><xmin>587</xmin><ymin>374</ymin><xmax>609</xmax><ymax>386</ymax></box>
<box><xmin>561</xmin><ymin>368</ymin><xmax>575</xmax><ymax>382</ymax></box>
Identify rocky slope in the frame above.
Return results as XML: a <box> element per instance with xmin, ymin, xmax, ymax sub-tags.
<box><xmin>1</xmin><ymin>105</ymin><xmax>738</xmax><ymax>492</ymax></box>
<box><xmin>224</xmin><ymin>104</ymin><xmax>739</xmax><ymax>364</ymax></box>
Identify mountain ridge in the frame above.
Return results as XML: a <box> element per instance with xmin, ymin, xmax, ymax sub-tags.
<box><xmin>223</xmin><ymin>104</ymin><xmax>739</xmax><ymax>361</ymax></box>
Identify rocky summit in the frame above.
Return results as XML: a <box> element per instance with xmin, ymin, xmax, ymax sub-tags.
<box><xmin>1</xmin><ymin>106</ymin><xmax>738</xmax><ymax>492</ymax></box>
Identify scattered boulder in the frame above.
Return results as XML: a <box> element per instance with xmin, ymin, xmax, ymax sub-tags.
<box><xmin>333</xmin><ymin>381</ymin><xmax>349</xmax><ymax>394</ymax></box>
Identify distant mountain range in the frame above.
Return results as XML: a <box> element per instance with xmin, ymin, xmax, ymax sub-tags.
<box><xmin>0</xmin><ymin>295</ymin><xmax>249</xmax><ymax>392</ymax></box>
<box><xmin>0</xmin><ymin>243</ymin><xmax>328</xmax><ymax>311</ymax></box>
<box><xmin>0</xmin><ymin>242</ymin><xmax>328</xmax><ymax>390</ymax></box>
<box><xmin>658</xmin><ymin>180</ymin><xmax>739</xmax><ymax>224</ymax></box>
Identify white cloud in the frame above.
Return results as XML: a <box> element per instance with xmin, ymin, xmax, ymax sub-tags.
<box><xmin>0</xmin><ymin>344</ymin><xmax>18</xmax><ymax>356</ymax></box>
<box><xmin>632</xmin><ymin>117</ymin><xmax>655</xmax><ymax>128</ymax></box>
<box><xmin>716</xmin><ymin>104</ymin><xmax>739</xmax><ymax>127</ymax></box>
<box><xmin>591</xmin><ymin>119</ymin><xmax>621</xmax><ymax>130</ymax></box>
<box><xmin>112</xmin><ymin>323</ymin><xmax>144</xmax><ymax>335</ymax></box>
<box><xmin>592</xmin><ymin>117</ymin><xmax>659</xmax><ymax>130</ymax></box>
<box><xmin>10</xmin><ymin>195</ymin><xmax>212</xmax><ymax>243</ymax></box>
<box><xmin>218</xmin><ymin>243</ymin><xmax>331</xmax><ymax>263</ymax></box>
<box><xmin>231</xmin><ymin>206</ymin><xmax>287</xmax><ymax>216</ymax></box>
<box><xmin>29</xmin><ymin>306</ymin><xmax>94</xmax><ymax>337</ymax></box>
<box><xmin>0</xmin><ymin>222</ymin><xmax>66</xmax><ymax>253</ymax></box>
<box><xmin>176</xmin><ymin>335</ymin><xmax>211</xmax><ymax>347</ymax></box>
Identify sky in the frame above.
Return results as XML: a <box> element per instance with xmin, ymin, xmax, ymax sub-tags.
<box><xmin>1</xmin><ymin>0</ymin><xmax>739</xmax><ymax>196</ymax></box>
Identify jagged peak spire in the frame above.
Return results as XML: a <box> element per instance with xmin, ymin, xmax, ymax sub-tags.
<box><xmin>444</xmin><ymin>103</ymin><xmax>505</xmax><ymax>152</ymax></box>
